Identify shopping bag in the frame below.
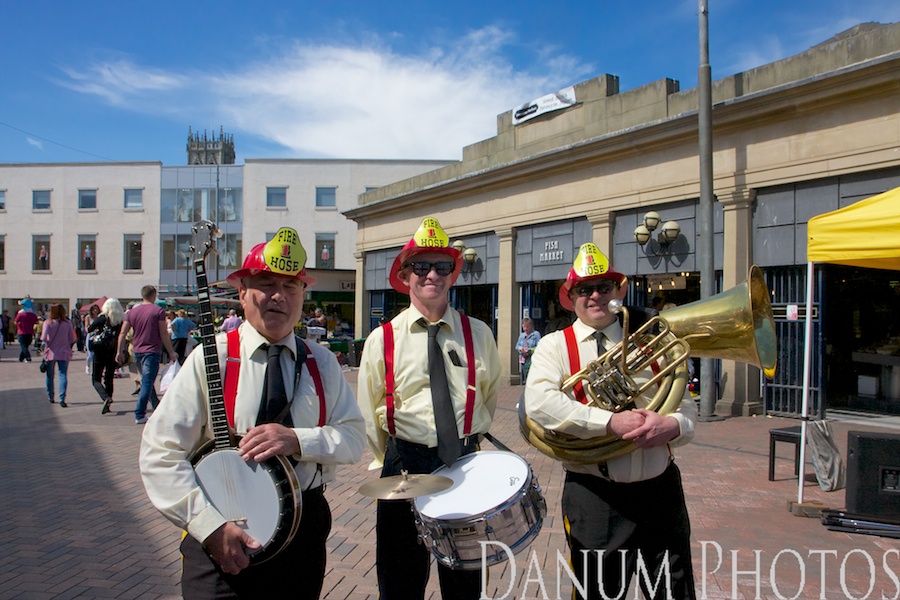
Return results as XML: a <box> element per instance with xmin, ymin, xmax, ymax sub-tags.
<box><xmin>160</xmin><ymin>361</ymin><xmax>181</xmax><ymax>394</ymax></box>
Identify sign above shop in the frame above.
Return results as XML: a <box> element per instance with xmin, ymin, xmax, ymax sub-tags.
<box><xmin>340</xmin><ymin>280</ymin><xmax>355</xmax><ymax>291</ymax></box>
<box><xmin>538</xmin><ymin>239</ymin><xmax>566</xmax><ymax>263</ymax></box>
<box><xmin>512</xmin><ymin>86</ymin><xmax>577</xmax><ymax>125</ymax></box>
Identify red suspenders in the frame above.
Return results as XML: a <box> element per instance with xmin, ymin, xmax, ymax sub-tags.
<box><xmin>223</xmin><ymin>328</ymin><xmax>326</xmax><ymax>430</ymax></box>
<box><xmin>562</xmin><ymin>324</ymin><xmax>661</xmax><ymax>407</ymax></box>
<box><xmin>563</xmin><ymin>326</ymin><xmax>589</xmax><ymax>405</ymax></box>
<box><xmin>383</xmin><ymin>314</ymin><xmax>476</xmax><ymax>436</ymax></box>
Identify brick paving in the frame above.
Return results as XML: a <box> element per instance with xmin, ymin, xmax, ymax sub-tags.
<box><xmin>2</xmin><ymin>343</ymin><xmax>899</xmax><ymax>599</ymax></box>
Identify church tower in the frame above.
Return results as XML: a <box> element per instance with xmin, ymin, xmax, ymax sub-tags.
<box><xmin>187</xmin><ymin>126</ymin><xmax>236</xmax><ymax>165</ymax></box>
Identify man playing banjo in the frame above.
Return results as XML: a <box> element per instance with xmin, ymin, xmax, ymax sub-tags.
<box><xmin>524</xmin><ymin>243</ymin><xmax>698</xmax><ymax>600</ymax></box>
<box><xmin>140</xmin><ymin>228</ymin><xmax>365</xmax><ymax>598</ymax></box>
<box><xmin>357</xmin><ymin>217</ymin><xmax>502</xmax><ymax>599</ymax></box>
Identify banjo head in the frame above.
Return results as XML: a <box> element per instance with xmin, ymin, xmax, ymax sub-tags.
<box><xmin>193</xmin><ymin>446</ymin><xmax>301</xmax><ymax>562</ymax></box>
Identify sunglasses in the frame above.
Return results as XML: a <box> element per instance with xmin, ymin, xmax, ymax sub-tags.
<box><xmin>574</xmin><ymin>281</ymin><xmax>617</xmax><ymax>297</ymax></box>
<box><xmin>405</xmin><ymin>261</ymin><xmax>455</xmax><ymax>276</ymax></box>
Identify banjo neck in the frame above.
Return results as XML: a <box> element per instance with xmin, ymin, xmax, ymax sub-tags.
<box><xmin>191</xmin><ymin>221</ymin><xmax>234</xmax><ymax>449</ymax></box>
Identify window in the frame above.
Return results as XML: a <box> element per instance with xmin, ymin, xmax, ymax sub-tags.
<box><xmin>315</xmin><ymin>233</ymin><xmax>335</xmax><ymax>269</ymax></box>
<box><xmin>124</xmin><ymin>234</ymin><xmax>142</xmax><ymax>270</ymax></box>
<box><xmin>267</xmin><ymin>187</ymin><xmax>287</xmax><ymax>208</ymax></box>
<box><xmin>214</xmin><ymin>189</ymin><xmax>242</xmax><ymax>222</ymax></box>
<box><xmin>124</xmin><ymin>188</ymin><xmax>143</xmax><ymax>209</ymax></box>
<box><xmin>78</xmin><ymin>235</ymin><xmax>97</xmax><ymax>270</ymax></box>
<box><xmin>365</xmin><ymin>186</ymin><xmax>379</xmax><ymax>193</ymax></box>
<box><xmin>33</xmin><ymin>190</ymin><xmax>51</xmax><ymax>210</ymax></box>
<box><xmin>78</xmin><ymin>189</ymin><xmax>97</xmax><ymax>210</ymax></box>
<box><xmin>0</xmin><ymin>190</ymin><xmax>6</xmax><ymax>210</ymax></box>
<box><xmin>213</xmin><ymin>234</ymin><xmax>242</xmax><ymax>270</ymax></box>
<box><xmin>315</xmin><ymin>187</ymin><xmax>336</xmax><ymax>208</ymax></box>
<box><xmin>33</xmin><ymin>235</ymin><xmax>51</xmax><ymax>270</ymax></box>
<box><xmin>161</xmin><ymin>234</ymin><xmax>193</xmax><ymax>270</ymax></box>
<box><xmin>0</xmin><ymin>235</ymin><xmax>5</xmax><ymax>270</ymax></box>
<box><xmin>175</xmin><ymin>189</ymin><xmax>200</xmax><ymax>222</ymax></box>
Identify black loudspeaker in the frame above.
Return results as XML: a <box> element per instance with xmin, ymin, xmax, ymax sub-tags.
<box><xmin>846</xmin><ymin>431</ymin><xmax>900</xmax><ymax>521</ymax></box>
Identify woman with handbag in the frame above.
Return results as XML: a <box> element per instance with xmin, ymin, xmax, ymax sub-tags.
<box><xmin>87</xmin><ymin>298</ymin><xmax>125</xmax><ymax>415</ymax></box>
<box><xmin>41</xmin><ymin>304</ymin><xmax>77</xmax><ymax>407</ymax></box>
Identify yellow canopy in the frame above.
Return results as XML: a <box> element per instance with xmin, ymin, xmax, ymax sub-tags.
<box><xmin>807</xmin><ymin>186</ymin><xmax>900</xmax><ymax>270</ymax></box>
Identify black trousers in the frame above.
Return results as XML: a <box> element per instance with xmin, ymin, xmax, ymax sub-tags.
<box><xmin>562</xmin><ymin>463</ymin><xmax>696</xmax><ymax>600</ymax></box>
<box><xmin>91</xmin><ymin>350</ymin><xmax>116</xmax><ymax>400</ymax></box>
<box><xmin>173</xmin><ymin>337</ymin><xmax>190</xmax><ymax>365</ymax></box>
<box><xmin>181</xmin><ymin>486</ymin><xmax>331</xmax><ymax>600</ymax></box>
<box><xmin>376</xmin><ymin>438</ymin><xmax>482</xmax><ymax>600</ymax></box>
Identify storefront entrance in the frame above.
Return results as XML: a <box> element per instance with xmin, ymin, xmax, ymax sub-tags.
<box><xmin>823</xmin><ymin>264</ymin><xmax>900</xmax><ymax>415</ymax></box>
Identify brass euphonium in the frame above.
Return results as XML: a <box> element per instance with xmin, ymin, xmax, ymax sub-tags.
<box><xmin>519</xmin><ymin>265</ymin><xmax>777</xmax><ymax>464</ymax></box>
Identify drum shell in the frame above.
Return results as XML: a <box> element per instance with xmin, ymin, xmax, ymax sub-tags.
<box><xmin>413</xmin><ymin>451</ymin><xmax>547</xmax><ymax>570</ymax></box>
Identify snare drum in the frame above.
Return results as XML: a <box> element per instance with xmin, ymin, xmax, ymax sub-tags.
<box><xmin>413</xmin><ymin>451</ymin><xmax>546</xmax><ymax>570</ymax></box>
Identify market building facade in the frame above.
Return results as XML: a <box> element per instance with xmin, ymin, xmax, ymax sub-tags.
<box><xmin>346</xmin><ymin>23</ymin><xmax>900</xmax><ymax>417</ymax></box>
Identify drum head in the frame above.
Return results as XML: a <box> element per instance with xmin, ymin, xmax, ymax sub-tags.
<box><xmin>414</xmin><ymin>451</ymin><xmax>530</xmax><ymax>519</ymax></box>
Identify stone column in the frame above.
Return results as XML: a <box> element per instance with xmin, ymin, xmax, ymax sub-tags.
<box><xmin>495</xmin><ymin>227</ymin><xmax>519</xmax><ymax>385</ymax></box>
<box><xmin>587</xmin><ymin>212</ymin><xmax>612</xmax><ymax>254</ymax></box>
<box><xmin>716</xmin><ymin>188</ymin><xmax>764</xmax><ymax>416</ymax></box>
<box><xmin>353</xmin><ymin>251</ymin><xmax>367</xmax><ymax>339</ymax></box>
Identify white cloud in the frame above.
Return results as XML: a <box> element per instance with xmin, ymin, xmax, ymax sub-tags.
<box><xmin>56</xmin><ymin>27</ymin><xmax>593</xmax><ymax>159</ymax></box>
<box><xmin>26</xmin><ymin>137</ymin><xmax>44</xmax><ymax>150</ymax></box>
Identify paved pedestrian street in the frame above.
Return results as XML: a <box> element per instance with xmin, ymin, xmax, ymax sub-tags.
<box><xmin>2</xmin><ymin>345</ymin><xmax>899</xmax><ymax>599</ymax></box>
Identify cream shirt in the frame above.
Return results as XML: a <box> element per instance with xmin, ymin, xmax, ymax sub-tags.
<box><xmin>524</xmin><ymin>317</ymin><xmax>697</xmax><ymax>482</ymax></box>
<box><xmin>139</xmin><ymin>322</ymin><xmax>365</xmax><ymax>544</ymax></box>
<box><xmin>357</xmin><ymin>304</ymin><xmax>502</xmax><ymax>469</ymax></box>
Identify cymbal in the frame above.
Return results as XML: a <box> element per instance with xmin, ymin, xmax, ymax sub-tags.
<box><xmin>358</xmin><ymin>472</ymin><xmax>454</xmax><ymax>500</ymax></box>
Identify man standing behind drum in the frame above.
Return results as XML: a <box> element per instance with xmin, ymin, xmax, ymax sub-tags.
<box><xmin>357</xmin><ymin>217</ymin><xmax>501</xmax><ymax>599</ymax></box>
<box><xmin>524</xmin><ymin>243</ymin><xmax>698</xmax><ymax>600</ymax></box>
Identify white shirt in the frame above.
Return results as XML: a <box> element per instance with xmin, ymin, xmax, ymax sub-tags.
<box><xmin>524</xmin><ymin>317</ymin><xmax>697</xmax><ymax>482</ymax></box>
<box><xmin>140</xmin><ymin>322</ymin><xmax>365</xmax><ymax>544</ymax></box>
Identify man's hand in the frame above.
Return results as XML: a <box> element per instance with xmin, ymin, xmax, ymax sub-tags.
<box><xmin>607</xmin><ymin>409</ymin><xmax>646</xmax><ymax>439</ymax></box>
<box><xmin>168</xmin><ymin>350</ymin><xmax>178</xmax><ymax>363</ymax></box>
<box><xmin>204</xmin><ymin>523</ymin><xmax>260</xmax><ymax>575</ymax></box>
<box><xmin>619</xmin><ymin>408</ymin><xmax>680</xmax><ymax>448</ymax></box>
<box><xmin>238</xmin><ymin>423</ymin><xmax>301</xmax><ymax>463</ymax></box>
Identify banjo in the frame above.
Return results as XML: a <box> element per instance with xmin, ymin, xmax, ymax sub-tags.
<box><xmin>187</xmin><ymin>220</ymin><xmax>302</xmax><ymax>564</ymax></box>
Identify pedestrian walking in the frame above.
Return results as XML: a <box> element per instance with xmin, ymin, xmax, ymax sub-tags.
<box><xmin>41</xmin><ymin>303</ymin><xmax>77</xmax><ymax>407</ymax></box>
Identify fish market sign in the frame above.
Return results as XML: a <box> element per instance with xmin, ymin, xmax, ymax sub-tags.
<box><xmin>538</xmin><ymin>239</ymin><xmax>566</xmax><ymax>263</ymax></box>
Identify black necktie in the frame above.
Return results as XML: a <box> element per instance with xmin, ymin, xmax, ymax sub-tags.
<box><xmin>258</xmin><ymin>344</ymin><xmax>288</xmax><ymax>425</ymax></box>
<box><xmin>425</xmin><ymin>321</ymin><xmax>460</xmax><ymax>467</ymax></box>
<box><xmin>593</xmin><ymin>331</ymin><xmax>606</xmax><ymax>356</ymax></box>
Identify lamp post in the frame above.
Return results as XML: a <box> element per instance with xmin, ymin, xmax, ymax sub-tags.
<box><xmin>698</xmin><ymin>0</ymin><xmax>721</xmax><ymax>421</ymax></box>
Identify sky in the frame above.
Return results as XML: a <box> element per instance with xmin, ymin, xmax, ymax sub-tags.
<box><xmin>2</xmin><ymin>1</ymin><xmax>898</xmax><ymax>166</ymax></box>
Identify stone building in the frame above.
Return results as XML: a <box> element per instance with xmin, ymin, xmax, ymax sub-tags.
<box><xmin>346</xmin><ymin>22</ymin><xmax>900</xmax><ymax>417</ymax></box>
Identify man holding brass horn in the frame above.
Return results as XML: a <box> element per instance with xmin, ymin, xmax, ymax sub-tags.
<box><xmin>524</xmin><ymin>243</ymin><xmax>698</xmax><ymax>600</ymax></box>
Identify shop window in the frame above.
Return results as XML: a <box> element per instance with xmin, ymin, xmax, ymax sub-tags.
<box><xmin>316</xmin><ymin>233</ymin><xmax>335</xmax><ymax>269</ymax></box>
<box><xmin>33</xmin><ymin>236</ymin><xmax>51</xmax><ymax>270</ymax></box>
<box><xmin>124</xmin><ymin>234</ymin><xmax>142</xmax><ymax>271</ymax></box>
<box><xmin>78</xmin><ymin>235</ymin><xmax>96</xmax><ymax>270</ymax></box>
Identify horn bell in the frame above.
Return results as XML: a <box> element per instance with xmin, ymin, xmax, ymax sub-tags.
<box><xmin>659</xmin><ymin>265</ymin><xmax>777</xmax><ymax>378</ymax></box>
